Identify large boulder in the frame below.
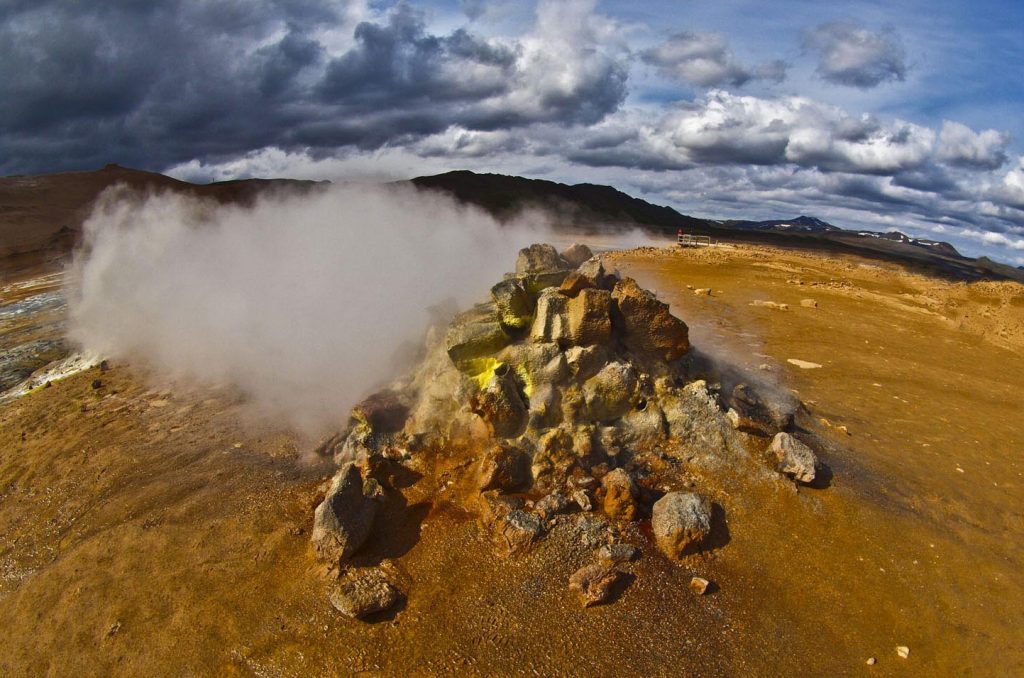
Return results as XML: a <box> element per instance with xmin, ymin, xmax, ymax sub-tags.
<box><xmin>312</xmin><ymin>463</ymin><xmax>378</xmax><ymax>563</ymax></box>
<box><xmin>651</xmin><ymin>492</ymin><xmax>711</xmax><ymax>559</ymax></box>
<box><xmin>478</xmin><ymin>440</ymin><xmax>532</xmax><ymax>492</ymax></box>
<box><xmin>530</xmin><ymin>288</ymin><xmax>570</xmax><ymax>345</ymax></box>
<box><xmin>611</xmin><ymin>278</ymin><xmax>689</xmax><ymax>362</ymax></box>
<box><xmin>601</xmin><ymin>468</ymin><xmax>640</xmax><ymax>521</ymax></box>
<box><xmin>490</xmin><ymin>278</ymin><xmax>535</xmax><ymax>331</ymax></box>
<box><xmin>329</xmin><ymin>567</ymin><xmax>403</xmax><ymax>619</ymax></box>
<box><xmin>583</xmin><ymin>361</ymin><xmax>637</xmax><ymax>421</ymax></box>
<box><xmin>577</xmin><ymin>258</ymin><xmax>619</xmax><ymax>290</ymax></box>
<box><xmin>470</xmin><ymin>369</ymin><xmax>528</xmax><ymax>438</ymax></box>
<box><xmin>560</xmin><ymin>243</ymin><xmax>594</xmax><ymax>268</ymax></box>
<box><xmin>567</xmin><ymin>288</ymin><xmax>612</xmax><ymax>346</ymax></box>
<box><xmin>768</xmin><ymin>432</ymin><xmax>818</xmax><ymax>483</ymax></box>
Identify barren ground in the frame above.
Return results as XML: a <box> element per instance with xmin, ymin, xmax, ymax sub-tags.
<box><xmin>1</xmin><ymin>243</ymin><xmax>1022</xmax><ymax>677</ymax></box>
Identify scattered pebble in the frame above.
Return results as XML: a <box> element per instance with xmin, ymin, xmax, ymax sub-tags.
<box><xmin>693</xmin><ymin>288</ymin><xmax>712</xmax><ymax>296</ymax></box>
<box><xmin>866</xmin><ymin>657</ymin><xmax>876</xmax><ymax>665</ymax></box>
<box><xmin>800</xmin><ymin>299</ymin><xmax>818</xmax><ymax>308</ymax></box>
<box><xmin>896</xmin><ymin>646</ymin><xmax>910</xmax><ymax>659</ymax></box>
<box><xmin>689</xmin><ymin>576</ymin><xmax>711</xmax><ymax>595</ymax></box>
<box><xmin>787</xmin><ymin>358</ymin><xmax>823</xmax><ymax>369</ymax></box>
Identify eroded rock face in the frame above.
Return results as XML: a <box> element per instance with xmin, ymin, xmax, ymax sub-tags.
<box><xmin>470</xmin><ymin>369</ymin><xmax>528</xmax><ymax>438</ymax></box>
<box><xmin>312</xmin><ymin>463</ymin><xmax>377</xmax><ymax>564</ymax></box>
<box><xmin>517</xmin><ymin>243</ymin><xmax>569</xmax><ymax>275</ymax></box>
<box><xmin>567</xmin><ymin>288</ymin><xmax>612</xmax><ymax>347</ymax></box>
<box><xmin>651</xmin><ymin>492</ymin><xmax>711</xmax><ymax>559</ymax></box>
<box><xmin>611</xmin><ymin>278</ymin><xmax>689</xmax><ymax>362</ymax></box>
<box><xmin>530</xmin><ymin>288</ymin><xmax>570</xmax><ymax>345</ymax></box>
<box><xmin>491</xmin><ymin>278</ymin><xmax>535</xmax><ymax>331</ymax></box>
<box><xmin>768</xmin><ymin>432</ymin><xmax>818</xmax><ymax>483</ymax></box>
<box><xmin>583</xmin><ymin>362</ymin><xmax>637</xmax><ymax>421</ymax></box>
<box><xmin>446</xmin><ymin>305</ymin><xmax>511</xmax><ymax>366</ymax></box>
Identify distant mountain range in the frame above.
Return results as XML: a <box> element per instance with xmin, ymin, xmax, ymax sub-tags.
<box><xmin>1</xmin><ymin>165</ymin><xmax>1021</xmax><ymax>282</ymax></box>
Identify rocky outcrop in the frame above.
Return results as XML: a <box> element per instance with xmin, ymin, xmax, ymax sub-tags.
<box><xmin>312</xmin><ymin>463</ymin><xmax>378</xmax><ymax>564</ymax></box>
<box><xmin>651</xmin><ymin>492</ymin><xmax>711</xmax><ymax>559</ymax></box>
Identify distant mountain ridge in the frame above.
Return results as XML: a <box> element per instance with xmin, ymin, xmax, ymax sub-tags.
<box><xmin>0</xmin><ymin>165</ymin><xmax>1019</xmax><ymax>283</ymax></box>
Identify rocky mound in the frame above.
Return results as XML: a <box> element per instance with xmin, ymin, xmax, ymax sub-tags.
<box><xmin>311</xmin><ymin>243</ymin><xmax>822</xmax><ymax>616</ymax></box>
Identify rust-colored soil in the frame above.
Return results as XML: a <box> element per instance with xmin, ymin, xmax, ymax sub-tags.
<box><xmin>1</xmin><ymin>243</ymin><xmax>1022</xmax><ymax>677</ymax></box>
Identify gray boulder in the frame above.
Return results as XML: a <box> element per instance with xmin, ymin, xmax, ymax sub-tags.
<box><xmin>490</xmin><ymin>278</ymin><xmax>535</xmax><ymax>331</ymax></box>
<box><xmin>530</xmin><ymin>288</ymin><xmax>570</xmax><ymax>345</ymax></box>
<box><xmin>312</xmin><ymin>463</ymin><xmax>378</xmax><ymax>563</ymax></box>
<box><xmin>768</xmin><ymin>432</ymin><xmax>818</xmax><ymax>483</ymax></box>
<box><xmin>651</xmin><ymin>491</ymin><xmax>711</xmax><ymax>559</ymax></box>
<box><xmin>516</xmin><ymin>243</ymin><xmax>569</xmax><ymax>275</ymax></box>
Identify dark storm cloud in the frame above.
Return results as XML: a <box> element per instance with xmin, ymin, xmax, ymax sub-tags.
<box><xmin>803</xmin><ymin>22</ymin><xmax>906</xmax><ymax>88</ymax></box>
<box><xmin>0</xmin><ymin>0</ymin><xmax>627</xmax><ymax>175</ymax></box>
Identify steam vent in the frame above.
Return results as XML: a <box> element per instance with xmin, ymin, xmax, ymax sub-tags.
<box><xmin>312</xmin><ymin>243</ymin><xmax>821</xmax><ymax>617</ymax></box>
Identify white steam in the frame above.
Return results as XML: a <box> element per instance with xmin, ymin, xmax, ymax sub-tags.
<box><xmin>68</xmin><ymin>183</ymin><xmax>552</xmax><ymax>434</ymax></box>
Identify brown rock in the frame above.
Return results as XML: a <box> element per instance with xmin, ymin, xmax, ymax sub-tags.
<box><xmin>601</xmin><ymin>468</ymin><xmax>639</xmax><ymax>521</ymax></box>
<box><xmin>470</xmin><ymin>370</ymin><xmax>528</xmax><ymax>438</ymax></box>
<box><xmin>530</xmin><ymin>288</ymin><xmax>569</xmax><ymax>344</ymax></box>
<box><xmin>351</xmin><ymin>390</ymin><xmax>409</xmax><ymax>434</ymax></box>
<box><xmin>689</xmin><ymin>576</ymin><xmax>710</xmax><ymax>595</ymax></box>
<box><xmin>567</xmin><ymin>288</ymin><xmax>612</xmax><ymax>346</ymax></box>
<box><xmin>768</xmin><ymin>432</ymin><xmax>818</xmax><ymax>483</ymax></box>
<box><xmin>568</xmin><ymin>563</ymin><xmax>623</xmax><ymax>607</ymax></box>
<box><xmin>478</xmin><ymin>441</ymin><xmax>531</xmax><ymax>492</ymax></box>
<box><xmin>559</xmin><ymin>272</ymin><xmax>593</xmax><ymax>297</ymax></box>
<box><xmin>516</xmin><ymin>243</ymin><xmax>569</xmax><ymax>275</ymax></box>
<box><xmin>329</xmin><ymin>567</ymin><xmax>403</xmax><ymax>619</ymax></box>
<box><xmin>611</xmin><ymin>278</ymin><xmax>689</xmax><ymax>362</ymax></box>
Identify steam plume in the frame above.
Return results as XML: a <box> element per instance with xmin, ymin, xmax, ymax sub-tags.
<box><xmin>68</xmin><ymin>183</ymin><xmax>552</xmax><ymax>434</ymax></box>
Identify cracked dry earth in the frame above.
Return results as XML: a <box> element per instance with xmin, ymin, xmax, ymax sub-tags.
<box><xmin>1</xmin><ymin>243</ymin><xmax>1023</xmax><ymax>677</ymax></box>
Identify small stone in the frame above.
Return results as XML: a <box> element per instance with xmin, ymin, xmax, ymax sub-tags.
<box><xmin>91</xmin><ymin>379</ymin><xmax>103</xmax><ymax>389</ymax></box>
<box><xmin>568</xmin><ymin>563</ymin><xmax>622</xmax><ymax>607</ymax></box>
<box><xmin>329</xmin><ymin>568</ymin><xmax>403</xmax><ymax>619</ymax></box>
<box><xmin>801</xmin><ymin>298</ymin><xmax>818</xmax><ymax>308</ymax></box>
<box><xmin>866</xmin><ymin>657</ymin><xmax>876</xmax><ymax>666</ymax></box>
<box><xmin>534</xmin><ymin>491</ymin><xmax>572</xmax><ymax>520</ymax></box>
<box><xmin>689</xmin><ymin>576</ymin><xmax>710</xmax><ymax>595</ymax></box>
<box><xmin>597</xmin><ymin>543</ymin><xmax>638</xmax><ymax>564</ymax></box>
<box><xmin>693</xmin><ymin>288</ymin><xmax>711</xmax><ymax>296</ymax></box>
<box><xmin>750</xmin><ymin>300</ymin><xmax>789</xmax><ymax>311</ymax></box>
<box><xmin>601</xmin><ymin>468</ymin><xmax>640</xmax><ymax>522</ymax></box>
<box><xmin>572</xmin><ymin>488</ymin><xmax>593</xmax><ymax>512</ymax></box>
<box><xmin>787</xmin><ymin>358</ymin><xmax>822</xmax><ymax>369</ymax></box>
<box><xmin>896</xmin><ymin>646</ymin><xmax>910</xmax><ymax>659</ymax></box>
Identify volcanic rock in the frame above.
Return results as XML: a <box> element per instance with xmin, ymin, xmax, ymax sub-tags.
<box><xmin>611</xmin><ymin>278</ymin><xmax>689</xmax><ymax>362</ymax></box>
<box><xmin>577</xmin><ymin>257</ymin><xmax>618</xmax><ymax>290</ymax></box>
<box><xmin>566</xmin><ymin>288</ymin><xmax>612</xmax><ymax>346</ymax></box>
<box><xmin>568</xmin><ymin>563</ymin><xmax>623</xmax><ymax>607</ymax></box>
<box><xmin>329</xmin><ymin>567</ymin><xmax>403</xmax><ymax>619</ymax></box>
<box><xmin>726</xmin><ymin>383</ymin><xmax>796</xmax><ymax>435</ymax></box>
<box><xmin>560</xmin><ymin>243</ymin><xmax>594</xmax><ymax>268</ymax></box>
<box><xmin>534</xmin><ymin>491</ymin><xmax>572</xmax><ymax>520</ymax></box>
<box><xmin>470</xmin><ymin>369</ymin><xmax>528</xmax><ymax>438</ymax></box>
<box><xmin>768</xmin><ymin>432</ymin><xmax>818</xmax><ymax>483</ymax></box>
<box><xmin>312</xmin><ymin>463</ymin><xmax>378</xmax><ymax>564</ymax></box>
<box><xmin>597</xmin><ymin>543</ymin><xmax>639</xmax><ymax>565</ymax></box>
<box><xmin>352</xmin><ymin>390</ymin><xmax>410</xmax><ymax>434</ymax></box>
<box><xmin>445</xmin><ymin>305</ymin><xmax>511</xmax><ymax>366</ymax></box>
<box><xmin>491</xmin><ymin>278</ymin><xmax>535</xmax><ymax>331</ymax></box>
<box><xmin>583</xmin><ymin>361</ymin><xmax>637</xmax><ymax>421</ymax></box>
<box><xmin>651</xmin><ymin>492</ymin><xmax>711</xmax><ymax>559</ymax></box>
<box><xmin>530</xmin><ymin>288</ymin><xmax>570</xmax><ymax>345</ymax></box>
<box><xmin>689</xmin><ymin>576</ymin><xmax>711</xmax><ymax>595</ymax></box>
<box><xmin>531</xmin><ymin>427</ymin><xmax>576</xmax><ymax>491</ymax></box>
<box><xmin>601</xmin><ymin>468</ymin><xmax>640</xmax><ymax>522</ymax></box>
<box><xmin>478</xmin><ymin>441</ymin><xmax>531</xmax><ymax>492</ymax></box>
<box><xmin>564</xmin><ymin>345</ymin><xmax>609</xmax><ymax>381</ymax></box>
<box><xmin>559</xmin><ymin>272</ymin><xmax>593</xmax><ymax>297</ymax></box>
<box><xmin>571</xmin><ymin>488</ymin><xmax>593</xmax><ymax>511</ymax></box>
<box><xmin>517</xmin><ymin>243</ymin><xmax>569</xmax><ymax>275</ymax></box>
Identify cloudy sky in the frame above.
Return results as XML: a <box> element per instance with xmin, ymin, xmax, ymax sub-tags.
<box><xmin>3</xmin><ymin>0</ymin><xmax>1024</xmax><ymax>264</ymax></box>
